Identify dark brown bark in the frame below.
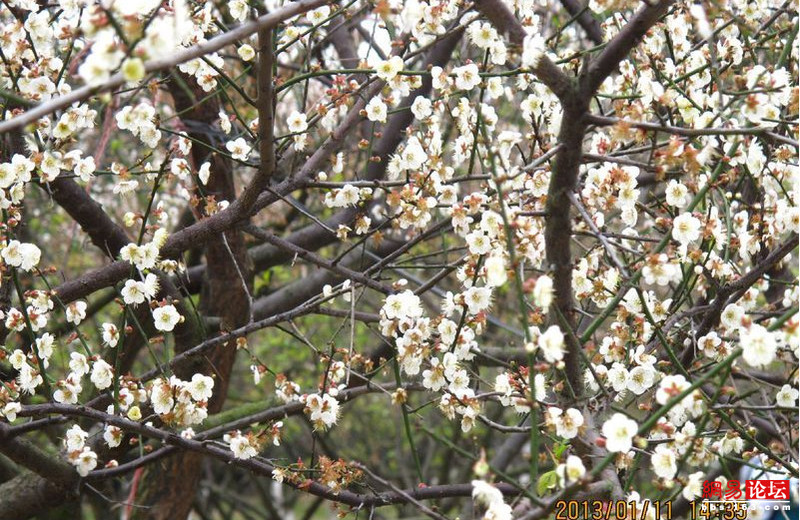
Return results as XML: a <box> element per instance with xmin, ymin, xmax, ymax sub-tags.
<box><xmin>130</xmin><ymin>37</ymin><xmax>258</xmax><ymax>516</ymax></box>
<box><xmin>46</xmin><ymin>177</ymin><xmax>131</xmax><ymax>258</ymax></box>
<box><xmin>544</xmin><ymin>103</ymin><xmax>588</xmax><ymax>397</ymax></box>
<box><xmin>558</xmin><ymin>0</ymin><xmax>604</xmax><ymax>44</ymax></box>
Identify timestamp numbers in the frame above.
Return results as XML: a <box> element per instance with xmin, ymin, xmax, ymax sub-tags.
<box><xmin>553</xmin><ymin>500</ymin><xmax>672</xmax><ymax>520</ymax></box>
<box><xmin>689</xmin><ymin>501</ymin><xmax>749</xmax><ymax>520</ymax></box>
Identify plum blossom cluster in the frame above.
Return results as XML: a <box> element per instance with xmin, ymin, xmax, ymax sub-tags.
<box><xmin>148</xmin><ymin>374</ymin><xmax>214</xmax><ymax>426</ymax></box>
<box><xmin>226</xmin><ymin>422</ymin><xmax>282</xmax><ymax>460</ymax></box>
<box><xmin>0</xmin><ymin>0</ymin><xmax>794</xmax><ymax>510</ymax></box>
<box><xmin>471</xmin><ymin>480</ymin><xmax>513</xmax><ymax>520</ymax></box>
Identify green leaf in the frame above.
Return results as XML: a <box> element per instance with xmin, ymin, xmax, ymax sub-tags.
<box><xmin>553</xmin><ymin>442</ymin><xmax>568</xmax><ymax>459</ymax></box>
<box><xmin>537</xmin><ymin>470</ymin><xmax>558</xmax><ymax>496</ymax></box>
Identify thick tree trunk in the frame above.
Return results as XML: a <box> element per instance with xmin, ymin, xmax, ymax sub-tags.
<box><xmin>130</xmin><ymin>68</ymin><xmax>254</xmax><ymax>518</ymax></box>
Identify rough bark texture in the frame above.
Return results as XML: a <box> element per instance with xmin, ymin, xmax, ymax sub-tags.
<box><xmin>130</xmin><ymin>59</ymin><xmax>255</xmax><ymax>518</ymax></box>
<box><xmin>544</xmin><ymin>103</ymin><xmax>588</xmax><ymax>397</ymax></box>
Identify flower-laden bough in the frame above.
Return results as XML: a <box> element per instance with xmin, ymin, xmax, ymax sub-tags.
<box><xmin>0</xmin><ymin>0</ymin><xmax>796</xmax><ymax>518</ymax></box>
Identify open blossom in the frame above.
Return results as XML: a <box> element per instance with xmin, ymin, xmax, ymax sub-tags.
<box><xmin>682</xmin><ymin>472</ymin><xmax>706</xmax><ymax>501</ymax></box>
<box><xmin>522</xmin><ymin>34</ymin><xmax>546</xmax><ymax>68</ymax></box>
<box><xmin>1</xmin><ymin>240</ymin><xmax>41</xmax><ymax>271</ymax></box>
<box><xmin>305</xmin><ymin>393</ymin><xmax>339</xmax><ymax>430</ymax></box>
<box><xmin>152</xmin><ymin>304</ymin><xmax>182</xmax><ymax>332</ymax></box>
<box><xmin>463</xmin><ymin>286</ymin><xmax>492</xmax><ymax>315</ymax></box>
<box><xmin>776</xmin><ymin>384</ymin><xmax>799</xmax><ymax>407</ymax></box>
<box><xmin>548</xmin><ymin>407</ymin><xmax>584</xmax><ymax>439</ymax></box>
<box><xmin>228</xmin><ymin>0</ymin><xmax>248</xmax><ymax>21</ymax></box>
<box><xmin>655</xmin><ymin>374</ymin><xmax>690</xmax><ymax>405</ymax></box>
<box><xmin>627</xmin><ymin>365</ymin><xmax>657</xmax><ymax>395</ymax></box>
<box><xmin>472</xmin><ymin>480</ymin><xmax>512</xmax><ymax>520</ymax></box>
<box><xmin>484</xmin><ymin>253</ymin><xmax>507</xmax><ymax>287</ymax></box>
<box><xmin>740</xmin><ymin>324</ymin><xmax>777</xmax><ymax>368</ymax></box>
<box><xmin>453</xmin><ymin>63</ymin><xmax>481</xmax><ymax>91</ymax></box>
<box><xmin>90</xmin><ymin>359</ymin><xmax>114</xmax><ymax>390</ymax></box>
<box><xmin>557</xmin><ymin>455</ymin><xmax>586</xmax><ymax>485</ymax></box>
<box><xmin>65</xmin><ymin>424</ymin><xmax>88</xmax><ymax>452</ymax></box>
<box><xmin>101</xmin><ymin>323</ymin><xmax>119</xmax><ymax>348</ymax></box>
<box><xmin>36</xmin><ymin>333</ymin><xmax>55</xmax><ymax>364</ymax></box>
<box><xmin>411</xmin><ymin>96</ymin><xmax>432</xmax><ymax>119</ymax></box>
<box><xmin>72</xmin><ymin>447</ymin><xmax>98</xmax><ymax>476</ymax></box>
<box><xmin>150</xmin><ymin>379</ymin><xmax>174</xmax><ymax>415</ymax></box>
<box><xmin>104</xmin><ymin>425</ymin><xmax>123</xmax><ymax>448</ymax></box>
<box><xmin>225</xmin><ymin>138</ymin><xmax>251</xmax><ymax>161</ymax></box>
<box><xmin>2</xmin><ymin>402</ymin><xmax>21</xmax><ymax>422</ymax></box>
<box><xmin>672</xmin><ymin>213</ymin><xmax>701</xmax><ymax>245</ymax></box>
<box><xmin>375</xmin><ymin>55</ymin><xmax>404</xmax><ymax>81</ymax></box>
<box><xmin>533</xmin><ymin>275</ymin><xmax>554</xmax><ymax>310</ymax></box>
<box><xmin>66</xmin><ymin>301</ymin><xmax>87</xmax><ymax>325</ymax></box>
<box><xmin>382</xmin><ymin>290</ymin><xmax>423</xmax><ymax>320</ymax></box>
<box><xmin>54</xmin><ymin>376</ymin><xmax>82</xmax><ymax>404</ymax></box>
<box><xmin>287</xmin><ymin>111</ymin><xmax>308</xmax><ymax>133</ymax></box>
<box><xmin>120</xmin><ymin>242</ymin><xmax>160</xmax><ymax>271</ymax></box>
<box><xmin>121</xmin><ymin>279</ymin><xmax>147</xmax><ymax>305</ymax></box>
<box><xmin>538</xmin><ymin>325</ymin><xmax>565</xmax><ymax>363</ymax></box>
<box><xmin>18</xmin><ymin>364</ymin><xmax>43</xmax><ymax>394</ymax></box>
<box><xmin>187</xmin><ymin>373</ymin><xmax>214</xmax><ymax>402</ymax></box>
<box><xmin>665</xmin><ymin>180</ymin><xmax>689</xmax><ymax>207</ymax></box>
<box><xmin>227</xmin><ymin>430</ymin><xmax>259</xmax><ymax>459</ymax></box>
<box><xmin>365</xmin><ymin>97</ymin><xmax>387</xmax><ymax>123</ymax></box>
<box><xmin>602</xmin><ymin>413</ymin><xmax>638</xmax><ymax>453</ymax></box>
<box><xmin>651</xmin><ymin>444</ymin><xmax>677</xmax><ymax>479</ymax></box>
<box><xmin>69</xmin><ymin>352</ymin><xmax>90</xmax><ymax>377</ymax></box>
<box><xmin>720</xmin><ymin>303</ymin><xmax>745</xmax><ymax>329</ymax></box>
<box><xmin>399</xmin><ymin>137</ymin><xmax>428</xmax><ymax>170</ymax></box>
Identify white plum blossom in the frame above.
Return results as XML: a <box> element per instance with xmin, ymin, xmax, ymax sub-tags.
<box><xmin>776</xmin><ymin>384</ymin><xmax>799</xmax><ymax>407</ymax></box>
<box><xmin>104</xmin><ymin>425</ymin><xmax>123</xmax><ymax>448</ymax></box>
<box><xmin>557</xmin><ymin>455</ymin><xmax>586</xmax><ymax>485</ymax></box>
<box><xmin>453</xmin><ymin>63</ymin><xmax>481</xmax><ymax>91</ymax></box>
<box><xmin>463</xmin><ymin>286</ymin><xmax>492</xmax><ymax>315</ymax></box>
<box><xmin>533</xmin><ymin>275</ymin><xmax>554</xmax><ymax>310</ymax></box>
<box><xmin>365</xmin><ymin>97</ymin><xmax>388</xmax><ymax>123</ymax></box>
<box><xmin>740</xmin><ymin>324</ymin><xmax>778</xmax><ymax>368</ymax></box>
<box><xmin>521</xmin><ymin>34</ymin><xmax>546</xmax><ymax>69</ymax></box>
<box><xmin>382</xmin><ymin>290</ymin><xmax>423</xmax><ymax>320</ymax></box>
<box><xmin>665</xmin><ymin>180</ymin><xmax>689</xmax><ymax>207</ymax></box>
<box><xmin>101</xmin><ymin>323</ymin><xmax>119</xmax><ymax>348</ymax></box>
<box><xmin>187</xmin><ymin>374</ymin><xmax>214</xmax><ymax>402</ymax></box>
<box><xmin>672</xmin><ymin>213</ymin><xmax>702</xmax><ymax>245</ymax></box>
<box><xmin>90</xmin><ymin>359</ymin><xmax>114</xmax><ymax>390</ymax></box>
<box><xmin>287</xmin><ymin>111</ymin><xmax>309</xmax><ymax>133</ymax></box>
<box><xmin>66</xmin><ymin>301</ymin><xmax>87</xmax><ymax>325</ymax></box>
<box><xmin>472</xmin><ymin>480</ymin><xmax>513</xmax><ymax>520</ymax></box>
<box><xmin>375</xmin><ymin>56</ymin><xmax>404</xmax><ymax>81</ymax></box>
<box><xmin>651</xmin><ymin>444</ymin><xmax>677</xmax><ymax>479</ymax></box>
<box><xmin>65</xmin><ymin>424</ymin><xmax>89</xmax><ymax>452</ymax></box>
<box><xmin>2</xmin><ymin>241</ymin><xmax>42</xmax><ymax>271</ymax></box>
<box><xmin>72</xmin><ymin>447</ymin><xmax>98</xmax><ymax>476</ymax></box>
<box><xmin>683</xmin><ymin>472</ymin><xmax>706</xmax><ymax>501</ymax></box>
<box><xmin>304</xmin><ymin>393</ymin><xmax>340</xmax><ymax>430</ymax></box>
<box><xmin>602</xmin><ymin>413</ymin><xmax>638</xmax><ymax>453</ymax></box>
<box><xmin>150</xmin><ymin>379</ymin><xmax>174</xmax><ymax>415</ymax></box>
<box><xmin>538</xmin><ymin>325</ymin><xmax>565</xmax><ymax>363</ymax></box>
<box><xmin>2</xmin><ymin>402</ymin><xmax>21</xmax><ymax>422</ymax></box>
<box><xmin>227</xmin><ymin>431</ymin><xmax>259</xmax><ymax>460</ymax></box>
<box><xmin>547</xmin><ymin>407</ymin><xmax>584</xmax><ymax>439</ymax></box>
<box><xmin>152</xmin><ymin>305</ymin><xmax>182</xmax><ymax>332</ymax></box>
<box><xmin>225</xmin><ymin>138</ymin><xmax>251</xmax><ymax>161</ymax></box>
<box><xmin>627</xmin><ymin>365</ymin><xmax>657</xmax><ymax>395</ymax></box>
<box><xmin>484</xmin><ymin>253</ymin><xmax>507</xmax><ymax>287</ymax></box>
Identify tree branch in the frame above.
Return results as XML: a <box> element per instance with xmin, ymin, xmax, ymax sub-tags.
<box><xmin>0</xmin><ymin>0</ymin><xmax>327</xmax><ymax>134</ymax></box>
